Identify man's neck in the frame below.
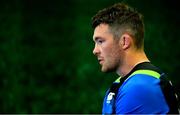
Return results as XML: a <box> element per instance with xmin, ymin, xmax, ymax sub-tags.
<box><xmin>116</xmin><ymin>50</ymin><xmax>150</xmax><ymax>77</ymax></box>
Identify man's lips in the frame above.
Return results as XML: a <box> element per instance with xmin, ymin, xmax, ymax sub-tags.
<box><xmin>98</xmin><ymin>58</ymin><xmax>104</xmax><ymax>64</ymax></box>
<box><xmin>99</xmin><ymin>60</ymin><xmax>104</xmax><ymax>65</ymax></box>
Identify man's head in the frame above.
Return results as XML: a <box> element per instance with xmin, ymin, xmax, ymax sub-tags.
<box><xmin>92</xmin><ymin>3</ymin><xmax>144</xmax><ymax>50</ymax></box>
<box><xmin>92</xmin><ymin>3</ymin><xmax>145</xmax><ymax>73</ymax></box>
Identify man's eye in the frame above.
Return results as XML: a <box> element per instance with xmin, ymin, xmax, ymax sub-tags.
<box><xmin>97</xmin><ymin>40</ymin><xmax>104</xmax><ymax>44</ymax></box>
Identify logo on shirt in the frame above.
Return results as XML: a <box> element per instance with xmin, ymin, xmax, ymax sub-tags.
<box><xmin>106</xmin><ymin>92</ymin><xmax>115</xmax><ymax>104</ymax></box>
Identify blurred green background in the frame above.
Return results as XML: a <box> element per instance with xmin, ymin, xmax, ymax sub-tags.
<box><xmin>0</xmin><ymin>0</ymin><xmax>179</xmax><ymax>113</ymax></box>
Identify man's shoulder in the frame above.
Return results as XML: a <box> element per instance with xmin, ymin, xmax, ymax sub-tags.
<box><xmin>115</xmin><ymin>73</ymin><xmax>170</xmax><ymax>114</ymax></box>
<box><xmin>119</xmin><ymin>74</ymin><xmax>160</xmax><ymax>95</ymax></box>
<box><xmin>124</xmin><ymin>73</ymin><xmax>159</xmax><ymax>84</ymax></box>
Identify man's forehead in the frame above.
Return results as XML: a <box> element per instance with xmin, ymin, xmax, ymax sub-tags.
<box><xmin>93</xmin><ymin>24</ymin><xmax>110</xmax><ymax>40</ymax></box>
<box><xmin>95</xmin><ymin>23</ymin><xmax>109</xmax><ymax>32</ymax></box>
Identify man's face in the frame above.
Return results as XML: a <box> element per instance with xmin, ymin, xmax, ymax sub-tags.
<box><xmin>93</xmin><ymin>24</ymin><xmax>123</xmax><ymax>72</ymax></box>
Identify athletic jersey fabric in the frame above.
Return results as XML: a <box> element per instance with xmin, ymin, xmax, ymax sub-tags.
<box><xmin>102</xmin><ymin>62</ymin><xmax>178</xmax><ymax>114</ymax></box>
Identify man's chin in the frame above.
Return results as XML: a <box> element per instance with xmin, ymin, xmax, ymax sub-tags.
<box><xmin>101</xmin><ymin>69</ymin><xmax>107</xmax><ymax>72</ymax></box>
<box><xmin>101</xmin><ymin>67</ymin><xmax>114</xmax><ymax>73</ymax></box>
<box><xmin>101</xmin><ymin>66</ymin><xmax>107</xmax><ymax>72</ymax></box>
<box><xmin>100</xmin><ymin>62</ymin><xmax>118</xmax><ymax>73</ymax></box>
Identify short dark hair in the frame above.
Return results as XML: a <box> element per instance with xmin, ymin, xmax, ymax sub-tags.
<box><xmin>92</xmin><ymin>3</ymin><xmax>144</xmax><ymax>49</ymax></box>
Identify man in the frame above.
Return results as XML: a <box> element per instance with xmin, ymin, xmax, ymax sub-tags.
<box><xmin>91</xmin><ymin>3</ymin><xmax>179</xmax><ymax>114</ymax></box>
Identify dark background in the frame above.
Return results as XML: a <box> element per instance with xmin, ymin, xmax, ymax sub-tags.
<box><xmin>0</xmin><ymin>0</ymin><xmax>179</xmax><ymax>113</ymax></box>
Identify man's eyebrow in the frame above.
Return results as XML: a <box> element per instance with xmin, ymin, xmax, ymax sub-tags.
<box><xmin>93</xmin><ymin>36</ymin><xmax>102</xmax><ymax>42</ymax></box>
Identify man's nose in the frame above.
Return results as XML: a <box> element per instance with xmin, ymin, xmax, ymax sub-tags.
<box><xmin>93</xmin><ymin>45</ymin><xmax>100</xmax><ymax>55</ymax></box>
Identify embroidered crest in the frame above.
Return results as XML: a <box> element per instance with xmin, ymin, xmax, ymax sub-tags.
<box><xmin>106</xmin><ymin>92</ymin><xmax>115</xmax><ymax>103</ymax></box>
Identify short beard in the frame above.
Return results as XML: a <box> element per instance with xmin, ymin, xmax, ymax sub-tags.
<box><xmin>101</xmin><ymin>59</ymin><xmax>120</xmax><ymax>73</ymax></box>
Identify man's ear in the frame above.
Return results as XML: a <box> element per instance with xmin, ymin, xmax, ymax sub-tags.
<box><xmin>119</xmin><ymin>33</ymin><xmax>132</xmax><ymax>50</ymax></box>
